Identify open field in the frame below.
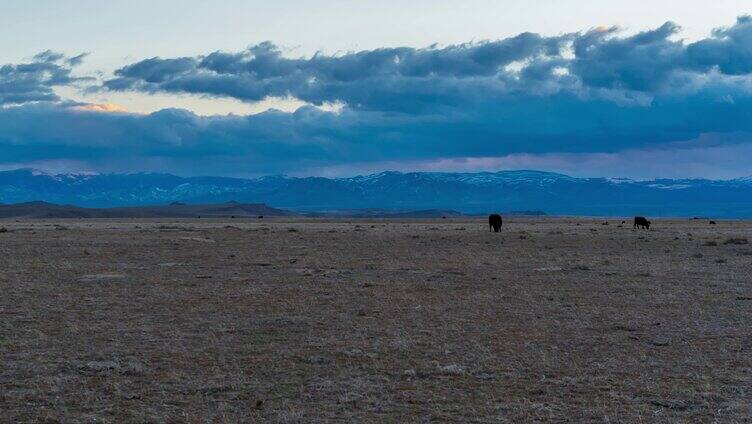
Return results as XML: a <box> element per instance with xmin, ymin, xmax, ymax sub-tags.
<box><xmin>1</xmin><ymin>217</ymin><xmax>752</xmax><ymax>422</ymax></box>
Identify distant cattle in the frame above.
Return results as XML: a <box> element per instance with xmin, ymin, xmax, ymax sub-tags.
<box><xmin>709</xmin><ymin>220</ymin><xmax>717</xmax><ymax>225</ymax></box>
<box><xmin>488</xmin><ymin>214</ymin><xmax>503</xmax><ymax>233</ymax></box>
<box><xmin>634</xmin><ymin>216</ymin><xmax>651</xmax><ymax>229</ymax></box>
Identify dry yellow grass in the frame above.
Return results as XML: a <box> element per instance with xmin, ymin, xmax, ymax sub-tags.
<box><xmin>1</xmin><ymin>218</ymin><xmax>751</xmax><ymax>422</ymax></box>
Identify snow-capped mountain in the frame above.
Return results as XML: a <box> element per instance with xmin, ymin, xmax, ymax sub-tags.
<box><xmin>2</xmin><ymin>168</ymin><xmax>752</xmax><ymax>217</ymax></box>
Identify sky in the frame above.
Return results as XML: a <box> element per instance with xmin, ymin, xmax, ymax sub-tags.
<box><xmin>1</xmin><ymin>0</ymin><xmax>752</xmax><ymax>179</ymax></box>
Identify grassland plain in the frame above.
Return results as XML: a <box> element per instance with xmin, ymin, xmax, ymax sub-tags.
<box><xmin>1</xmin><ymin>218</ymin><xmax>751</xmax><ymax>423</ymax></box>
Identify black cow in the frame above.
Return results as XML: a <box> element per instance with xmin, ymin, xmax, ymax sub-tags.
<box><xmin>709</xmin><ymin>220</ymin><xmax>717</xmax><ymax>225</ymax></box>
<box><xmin>489</xmin><ymin>214</ymin><xmax>503</xmax><ymax>233</ymax></box>
<box><xmin>634</xmin><ymin>216</ymin><xmax>651</xmax><ymax>229</ymax></box>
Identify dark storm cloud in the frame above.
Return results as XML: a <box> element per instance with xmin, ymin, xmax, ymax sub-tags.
<box><xmin>687</xmin><ymin>16</ymin><xmax>752</xmax><ymax>75</ymax></box>
<box><xmin>568</xmin><ymin>22</ymin><xmax>687</xmax><ymax>91</ymax></box>
<box><xmin>0</xmin><ymin>51</ymin><xmax>86</xmax><ymax>105</ymax></box>
<box><xmin>104</xmin><ymin>34</ymin><xmax>573</xmax><ymax>111</ymax></box>
<box><xmin>103</xmin><ymin>16</ymin><xmax>752</xmax><ymax>109</ymax></box>
<box><xmin>3</xmin><ymin>81</ymin><xmax>752</xmax><ymax>175</ymax></box>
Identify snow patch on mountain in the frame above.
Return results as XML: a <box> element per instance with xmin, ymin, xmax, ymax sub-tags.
<box><xmin>647</xmin><ymin>183</ymin><xmax>693</xmax><ymax>190</ymax></box>
<box><xmin>607</xmin><ymin>177</ymin><xmax>636</xmax><ymax>184</ymax></box>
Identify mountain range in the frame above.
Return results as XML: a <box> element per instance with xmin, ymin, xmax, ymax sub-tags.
<box><xmin>1</xmin><ymin>168</ymin><xmax>752</xmax><ymax>217</ymax></box>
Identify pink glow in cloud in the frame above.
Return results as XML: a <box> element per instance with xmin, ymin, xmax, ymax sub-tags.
<box><xmin>302</xmin><ymin>137</ymin><xmax>752</xmax><ymax>180</ymax></box>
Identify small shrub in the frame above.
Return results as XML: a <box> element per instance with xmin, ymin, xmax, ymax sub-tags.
<box><xmin>724</xmin><ymin>238</ymin><xmax>749</xmax><ymax>245</ymax></box>
<box><xmin>572</xmin><ymin>264</ymin><xmax>591</xmax><ymax>271</ymax></box>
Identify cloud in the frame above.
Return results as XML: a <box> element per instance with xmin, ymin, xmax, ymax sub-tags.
<box><xmin>104</xmin><ymin>34</ymin><xmax>574</xmax><ymax>112</ymax></box>
<box><xmin>2</xmin><ymin>82</ymin><xmax>752</xmax><ymax>177</ymax></box>
<box><xmin>103</xmin><ymin>17</ymin><xmax>752</xmax><ymax>111</ymax></box>
<box><xmin>0</xmin><ymin>51</ymin><xmax>87</xmax><ymax>106</ymax></box>
<box><xmin>3</xmin><ymin>18</ymin><xmax>752</xmax><ymax>178</ymax></box>
<box><xmin>3</xmin><ymin>101</ymin><xmax>751</xmax><ymax>179</ymax></box>
<box><xmin>569</xmin><ymin>22</ymin><xmax>686</xmax><ymax>92</ymax></box>
<box><xmin>687</xmin><ymin>16</ymin><xmax>752</xmax><ymax>75</ymax></box>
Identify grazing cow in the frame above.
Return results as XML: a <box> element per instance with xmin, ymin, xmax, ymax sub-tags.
<box><xmin>709</xmin><ymin>220</ymin><xmax>717</xmax><ymax>225</ymax></box>
<box><xmin>488</xmin><ymin>214</ymin><xmax>503</xmax><ymax>233</ymax></box>
<box><xmin>634</xmin><ymin>216</ymin><xmax>651</xmax><ymax>229</ymax></box>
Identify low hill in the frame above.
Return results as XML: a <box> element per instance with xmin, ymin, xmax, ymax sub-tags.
<box><xmin>0</xmin><ymin>201</ymin><xmax>294</xmax><ymax>219</ymax></box>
